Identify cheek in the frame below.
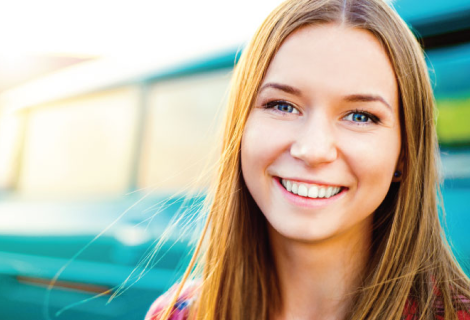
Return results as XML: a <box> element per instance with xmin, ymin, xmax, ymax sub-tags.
<box><xmin>241</xmin><ymin>114</ymin><xmax>291</xmax><ymax>176</ymax></box>
<box><xmin>340</xmin><ymin>130</ymin><xmax>401</xmax><ymax>190</ymax></box>
<box><xmin>241</xmin><ymin>114</ymin><xmax>292</xmax><ymax>203</ymax></box>
<box><xmin>241</xmin><ymin>124</ymin><xmax>267</xmax><ymax>172</ymax></box>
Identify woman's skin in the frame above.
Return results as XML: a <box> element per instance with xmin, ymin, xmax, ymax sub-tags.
<box><xmin>241</xmin><ymin>23</ymin><xmax>402</xmax><ymax>320</ymax></box>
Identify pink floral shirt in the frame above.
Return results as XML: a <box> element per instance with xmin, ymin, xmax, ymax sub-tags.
<box><xmin>145</xmin><ymin>282</ymin><xmax>198</xmax><ymax>320</ymax></box>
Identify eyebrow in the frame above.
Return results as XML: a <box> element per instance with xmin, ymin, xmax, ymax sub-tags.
<box><xmin>259</xmin><ymin>82</ymin><xmax>302</xmax><ymax>96</ymax></box>
<box><xmin>259</xmin><ymin>82</ymin><xmax>392</xmax><ymax>111</ymax></box>
<box><xmin>343</xmin><ymin>94</ymin><xmax>392</xmax><ymax>111</ymax></box>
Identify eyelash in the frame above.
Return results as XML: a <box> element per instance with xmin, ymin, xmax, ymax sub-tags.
<box><xmin>263</xmin><ymin>100</ymin><xmax>299</xmax><ymax>114</ymax></box>
<box><xmin>263</xmin><ymin>100</ymin><xmax>381</xmax><ymax>124</ymax></box>
<box><xmin>347</xmin><ymin>109</ymin><xmax>381</xmax><ymax>124</ymax></box>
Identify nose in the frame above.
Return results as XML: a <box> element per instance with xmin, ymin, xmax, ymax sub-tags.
<box><xmin>290</xmin><ymin>113</ymin><xmax>338</xmax><ymax>166</ymax></box>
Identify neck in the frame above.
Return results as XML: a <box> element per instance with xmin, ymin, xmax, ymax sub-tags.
<box><xmin>269</xmin><ymin>217</ymin><xmax>373</xmax><ymax>320</ymax></box>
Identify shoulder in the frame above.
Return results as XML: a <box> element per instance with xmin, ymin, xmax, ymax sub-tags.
<box><xmin>145</xmin><ymin>281</ymin><xmax>200</xmax><ymax>320</ymax></box>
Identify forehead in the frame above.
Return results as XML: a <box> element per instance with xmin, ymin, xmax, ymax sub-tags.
<box><xmin>262</xmin><ymin>24</ymin><xmax>398</xmax><ymax>109</ymax></box>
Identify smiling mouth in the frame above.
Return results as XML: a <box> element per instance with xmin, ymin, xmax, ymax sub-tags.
<box><xmin>280</xmin><ymin>178</ymin><xmax>344</xmax><ymax>199</ymax></box>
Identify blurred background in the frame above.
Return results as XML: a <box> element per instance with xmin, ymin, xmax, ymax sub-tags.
<box><xmin>0</xmin><ymin>0</ymin><xmax>469</xmax><ymax>319</ymax></box>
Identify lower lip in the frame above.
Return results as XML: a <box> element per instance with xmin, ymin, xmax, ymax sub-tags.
<box><xmin>274</xmin><ymin>177</ymin><xmax>347</xmax><ymax>208</ymax></box>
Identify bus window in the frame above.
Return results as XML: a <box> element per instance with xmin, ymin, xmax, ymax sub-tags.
<box><xmin>0</xmin><ymin>111</ymin><xmax>25</xmax><ymax>191</ymax></box>
<box><xmin>17</xmin><ymin>87</ymin><xmax>139</xmax><ymax>198</ymax></box>
<box><xmin>138</xmin><ymin>69</ymin><xmax>232</xmax><ymax>192</ymax></box>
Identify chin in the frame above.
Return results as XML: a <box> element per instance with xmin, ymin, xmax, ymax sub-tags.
<box><xmin>266</xmin><ymin>213</ymin><xmax>374</xmax><ymax>246</ymax></box>
<box><xmin>267</xmin><ymin>220</ymin><xmax>339</xmax><ymax>244</ymax></box>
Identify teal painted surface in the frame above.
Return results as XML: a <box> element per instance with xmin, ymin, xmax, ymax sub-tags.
<box><xmin>394</xmin><ymin>0</ymin><xmax>470</xmax><ymax>22</ymax></box>
<box><xmin>141</xmin><ymin>47</ymin><xmax>241</xmax><ymax>85</ymax></box>
<box><xmin>441</xmin><ymin>186</ymin><xmax>470</xmax><ymax>275</ymax></box>
<box><xmin>426</xmin><ymin>43</ymin><xmax>470</xmax><ymax>98</ymax></box>
<box><xmin>0</xmin><ymin>195</ymin><xmax>198</xmax><ymax>320</ymax></box>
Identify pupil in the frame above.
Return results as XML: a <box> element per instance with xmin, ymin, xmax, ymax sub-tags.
<box><xmin>354</xmin><ymin>113</ymin><xmax>367</xmax><ymax>122</ymax></box>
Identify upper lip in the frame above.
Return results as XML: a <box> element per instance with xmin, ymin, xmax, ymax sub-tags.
<box><xmin>277</xmin><ymin>176</ymin><xmax>344</xmax><ymax>188</ymax></box>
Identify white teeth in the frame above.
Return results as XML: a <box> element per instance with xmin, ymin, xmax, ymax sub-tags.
<box><xmin>308</xmin><ymin>185</ymin><xmax>318</xmax><ymax>198</ymax></box>
<box><xmin>291</xmin><ymin>183</ymin><xmax>298</xmax><ymax>194</ymax></box>
<box><xmin>326</xmin><ymin>187</ymin><xmax>333</xmax><ymax>198</ymax></box>
<box><xmin>298</xmin><ymin>185</ymin><xmax>308</xmax><ymax>197</ymax></box>
<box><xmin>286</xmin><ymin>180</ymin><xmax>292</xmax><ymax>192</ymax></box>
<box><xmin>281</xmin><ymin>178</ymin><xmax>342</xmax><ymax>199</ymax></box>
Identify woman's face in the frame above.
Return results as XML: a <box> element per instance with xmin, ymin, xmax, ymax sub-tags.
<box><xmin>241</xmin><ymin>24</ymin><xmax>401</xmax><ymax>243</ymax></box>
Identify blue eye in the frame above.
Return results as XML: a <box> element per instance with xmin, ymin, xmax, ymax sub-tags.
<box><xmin>344</xmin><ymin>110</ymin><xmax>379</xmax><ymax>124</ymax></box>
<box><xmin>265</xmin><ymin>101</ymin><xmax>300</xmax><ymax>114</ymax></box>
<box><xmin>275</xmin><ymin>103</ymin><xmax>297</xmax><ymax>113</ymax></box>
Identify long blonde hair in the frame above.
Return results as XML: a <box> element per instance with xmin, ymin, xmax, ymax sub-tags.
<box><xmin>160</xmin><ymin>0</ymin><xmax>470</xmax><ymax>319</ymax></box>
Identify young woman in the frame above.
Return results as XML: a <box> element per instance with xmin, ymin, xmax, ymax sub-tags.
<box><xmin>146</xmin><ymin>0</ymin><xmax>470</xmax><ymax>319</ymax></box>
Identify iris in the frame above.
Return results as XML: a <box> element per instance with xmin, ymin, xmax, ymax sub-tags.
<box><xmin>352</xmin><ymin>113</ymin><xmax>369</xmax><ymax>122</ymax></box>
<box><xmin>275</xmin><ymin>103</ymin><xmax>296</xmax><ymax>113</ymax></box>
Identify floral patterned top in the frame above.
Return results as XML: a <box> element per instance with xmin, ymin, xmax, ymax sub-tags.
<box><xmin>146</xmin><ymin>283</ymin><xmax>470</xmax><ymax>320</ymax></box>
<box><xmin>145</xmin><ymin>282</ymin><xmax>198</xmax><ymax>320</ymax></box>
